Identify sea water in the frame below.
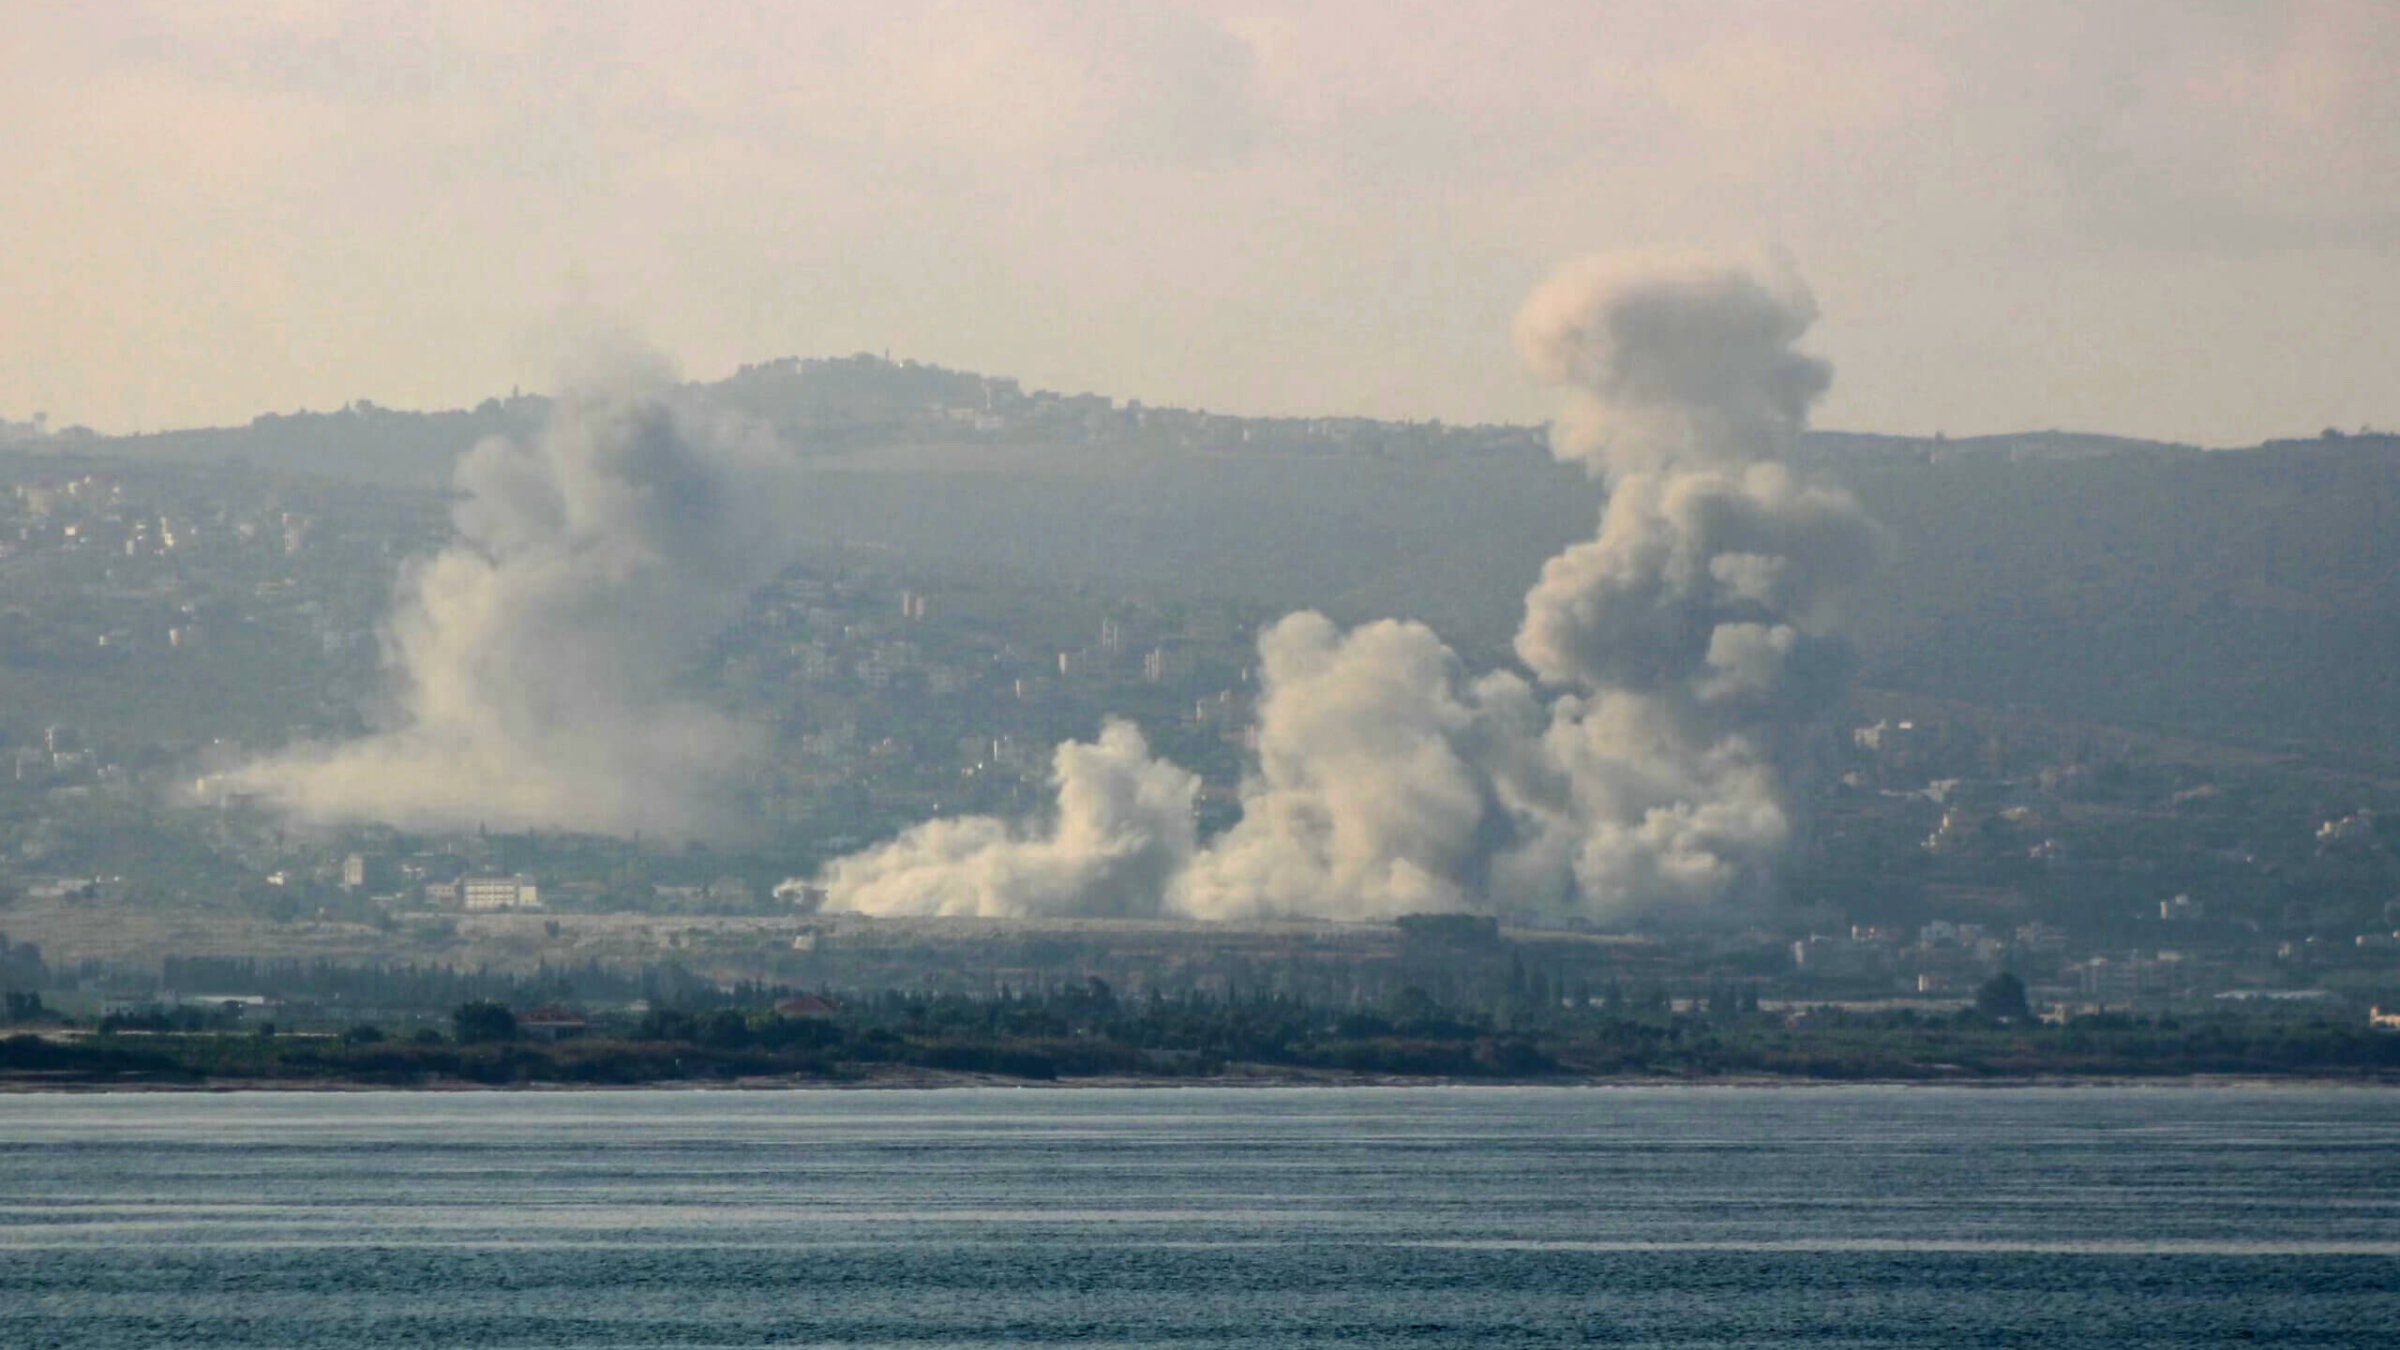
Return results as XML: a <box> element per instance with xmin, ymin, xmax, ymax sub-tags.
<box><xmin>1</xmin><ymin>1085</ymin><xmax>2395</xmax><ymax>1347</ymax></box>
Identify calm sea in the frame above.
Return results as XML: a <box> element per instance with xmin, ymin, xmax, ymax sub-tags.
<box><xmin>1</xmin><ymin>1086</ymin><xmax>2395</xmax><ymax>1347</ymax></box>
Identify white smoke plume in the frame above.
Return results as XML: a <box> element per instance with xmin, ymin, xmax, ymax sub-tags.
<box><xmin>233</xmin><ymin>357</ymin><xmax>801</xmax><ymax>838</ymax></box>
<box><xmin>824</xmin><ymin>249</ymin><xmax>1879</xmax><ymax>924</ymax></box>
<box><xmin>1168</xmin><ymin>614</ymin><xmax>1554</xmax><ymax>921</ymax></box>
<box><xmin>1505</xmin><ymin>254</ymin><xmax>1879</xmax><ymax>920</ymax></box>
<box><xmin>819</xmin><ymin>719</ymin><xmax>1198</xmax><ymax>918</ymax></box>
<box><xmin>1512</xmin><ymin>251</ymin><xmax>1832</xmax><ymax>475</ymax></box>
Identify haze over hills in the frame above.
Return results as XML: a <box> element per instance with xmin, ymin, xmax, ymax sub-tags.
<box><xmin>18</xmin><ymin>358</ymin><xmax>2228</xmax><ymax>489</ymax></box>
<box><xmin>12</xmin><ymin>353</ymin><xmax>2386</xmax><ymax>761</ymax></box>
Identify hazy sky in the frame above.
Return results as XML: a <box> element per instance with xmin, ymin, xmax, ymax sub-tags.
<box><xmin>7</xmin><ymin>1</ymin><xmax>2395</xmax><ymax>444</ymax></box>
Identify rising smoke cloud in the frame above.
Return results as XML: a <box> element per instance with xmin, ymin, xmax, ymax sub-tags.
<box><xmin>232</xmin><ymin>356</ymin><xmax>801</xmax><ymax>838</ymax></box>
<box><xmin>1499</xmin><ymin>253</ymin><xmax>1881</xmax><ymax>919</ymax></box>
<box><xmin>817</xmin><ymin>719</ymin><xmax>1199</xmax><ymax>918</ymax></box>
<box><xmin>1168</xmin><ymin>614</ymin><xmax>1555</xmax><ymax>921</ymax></box>
<box><xmin>825</xmin><ymin>249</ymin><xmax>1878</xmax><ymax>924</ymax></box>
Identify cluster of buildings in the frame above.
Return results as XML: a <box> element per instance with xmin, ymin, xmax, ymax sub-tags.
<box><xmin>0</xmin><ymin>455</ymin><xmax>416</xmax><ymax>703</ymax></box>
<box><xmin>1795</xmin><ymin>706</ymin><xmax>2400</xmax><ymax>1013</ymax></box>
<box><xmin>700</xmin><ymin>560</ymin><xmax>1269</xmax><ymax>842</ymax></box>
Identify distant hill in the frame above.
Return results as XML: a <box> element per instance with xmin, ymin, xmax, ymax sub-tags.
<box><xmin>1793</xmin><ymin>429</ymin><xmax>2203</xmax><ymax>467</ymax></box>
<box><xmin>33</xmin><ymin>355</ymin><xmax>2213</xmax><ymax>487</ymax></box>
<box><xmin>1836</xmin><ymin>434</ymin><xmax>2400</xmax><ymax>758</ymax></box>
<box><xmin>45</xmin><ymin>396</ymin><xmax>552</xmax><ymax>488</ymax></box>
<box><xmin>12</xmin><ymin>358</ymin><xmax>2393</xmax><ymax>759</ymax></box>
<box><xmin>774</xmin><ymin>433</ymin><xmax>2400</xmax><ymax>759</ymax></box>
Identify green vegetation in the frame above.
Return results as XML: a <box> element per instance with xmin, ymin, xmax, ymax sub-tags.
<box><xmin>4</xmin><ymin>985</ymin><xmax>2394</xmax><ymax>1089</ymax></box>
<box><xmin>1975</xmin><ymin>972</ymin><xmax>2032</xmax><ymax>1023</ymax></box>
<box><xmin>450</xmin><ymin>1000</ymin><xmax>516</xmax><ymax>1045</ymax></box>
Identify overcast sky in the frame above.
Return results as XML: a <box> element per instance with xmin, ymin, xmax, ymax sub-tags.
<box><xmin>6</xmin><ymin>1</ymin><xmax>2395</xmax><ymax>444</ymax></box>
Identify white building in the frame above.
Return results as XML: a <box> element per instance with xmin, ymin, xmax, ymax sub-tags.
<box><xmin>460</xmin><ymin>874</ymin><xmax>541</xmax><ymax>911</ymax></box>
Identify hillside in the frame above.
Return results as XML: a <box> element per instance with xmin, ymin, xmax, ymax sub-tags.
<box><xmin>12</xmin><ymin>360</ymin><xmax>2393</xmax><ymax>760</ymax></box>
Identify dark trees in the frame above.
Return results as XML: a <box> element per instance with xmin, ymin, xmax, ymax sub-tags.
<box><xmin>452</xmin><ymin>1000</ymin><xmax>518</xmax><ymax>1044</ymax></box>
<box><xmin>1975</xmin><ymin>972</ymin><xmax>2032</xmax><ymax>1023</ymax></box>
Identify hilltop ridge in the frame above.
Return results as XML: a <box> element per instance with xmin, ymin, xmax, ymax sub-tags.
<box><xmin>7</xmin><ymin>351</ymin><xmax>2238</xmax><ymax>489</ymax></box>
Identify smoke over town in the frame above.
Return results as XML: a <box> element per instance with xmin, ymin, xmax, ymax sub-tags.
<box><xmin>234</xmin><ymin>357</ymin><xmax>802</xmax><ymax>838</ymax></box>
<box><xmin>231</xmin><ymin>251</ymin><xmax>1872</xmax><ymax>921</ymax></box>
<box><xmin>826</xmin><ymin>251</ymin><xmax>1878</xmax><ymax>922</ymax></box>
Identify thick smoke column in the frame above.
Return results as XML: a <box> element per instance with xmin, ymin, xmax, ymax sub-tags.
<box><xmin>824</xmin><ymin>250</ymin><xmax>1877</xmax><ymax>923</ymax></box>
<box><xmin>1502</xmin><ymin>253</ymin><xmax>1882</xmax><ymax>919</ymax></box>
<box><xmin>818</xmin><ymin>719</ymin><xmax>1198</xmax><ymax>918</ymax></box>
<box><xmin>234</xmin><ymin>359</ymin><xmax>800</xmax><ymax>838</ymax></box>
<box><xmin>1168</xmin><ymin>614</ymin><xmax>1555</xmax><ymax>920</ymax></box>
<box><xmin>1511</xmin><ymin>253</ymin><xmax>1870</xmax><ymax>696</ymax></box>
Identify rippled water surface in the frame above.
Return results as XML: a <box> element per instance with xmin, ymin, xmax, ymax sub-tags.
<box><xmin>2</xmin><ymin>1086</ymin><xmax>2396</xmax><ymax>1347</ymax></box>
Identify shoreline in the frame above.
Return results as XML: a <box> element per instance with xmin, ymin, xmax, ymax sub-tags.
<box><xmin>7</xmin><ymin>1067</ymin><xmax>2396</xmax><ymax>1094</ymax></box>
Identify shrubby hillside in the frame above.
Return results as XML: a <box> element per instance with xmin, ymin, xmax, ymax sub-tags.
<box><xmin>44</xmin><ymin>361</ymin><xmax>2400</xmax><ymax>757</ymax></box>
<box><xmin>1838</xmin><ymin>437</ymin><xmax>2400</xmax><ymax>758</ymax></box>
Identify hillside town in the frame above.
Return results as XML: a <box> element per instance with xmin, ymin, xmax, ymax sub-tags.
<box><xmin>0</xmin><ymin>357</ymin><xmax>2395</xmax><ymax>1044</ymax></box>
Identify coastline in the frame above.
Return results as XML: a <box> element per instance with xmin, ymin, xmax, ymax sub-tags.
<box><xmin>7</xmin><ymin>1066</ymin><xmax>2396</xmax><ymax>1094</ymax></box>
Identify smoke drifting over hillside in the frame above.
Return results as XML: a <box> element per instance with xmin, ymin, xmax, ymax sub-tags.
<box><xmin>827</xmin><ymin>251</ymin><xmax>1877</xmax><ymax>923</ymax></box>
<box><xmin>234</xmin><ymin>360</ymin><xmax>800</xmax><ymax>837</ymax></box>
<box><xmin>235</xmin><ymin>250</ymin><xmax>1869</xmax><ymax>920</ymax></box>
